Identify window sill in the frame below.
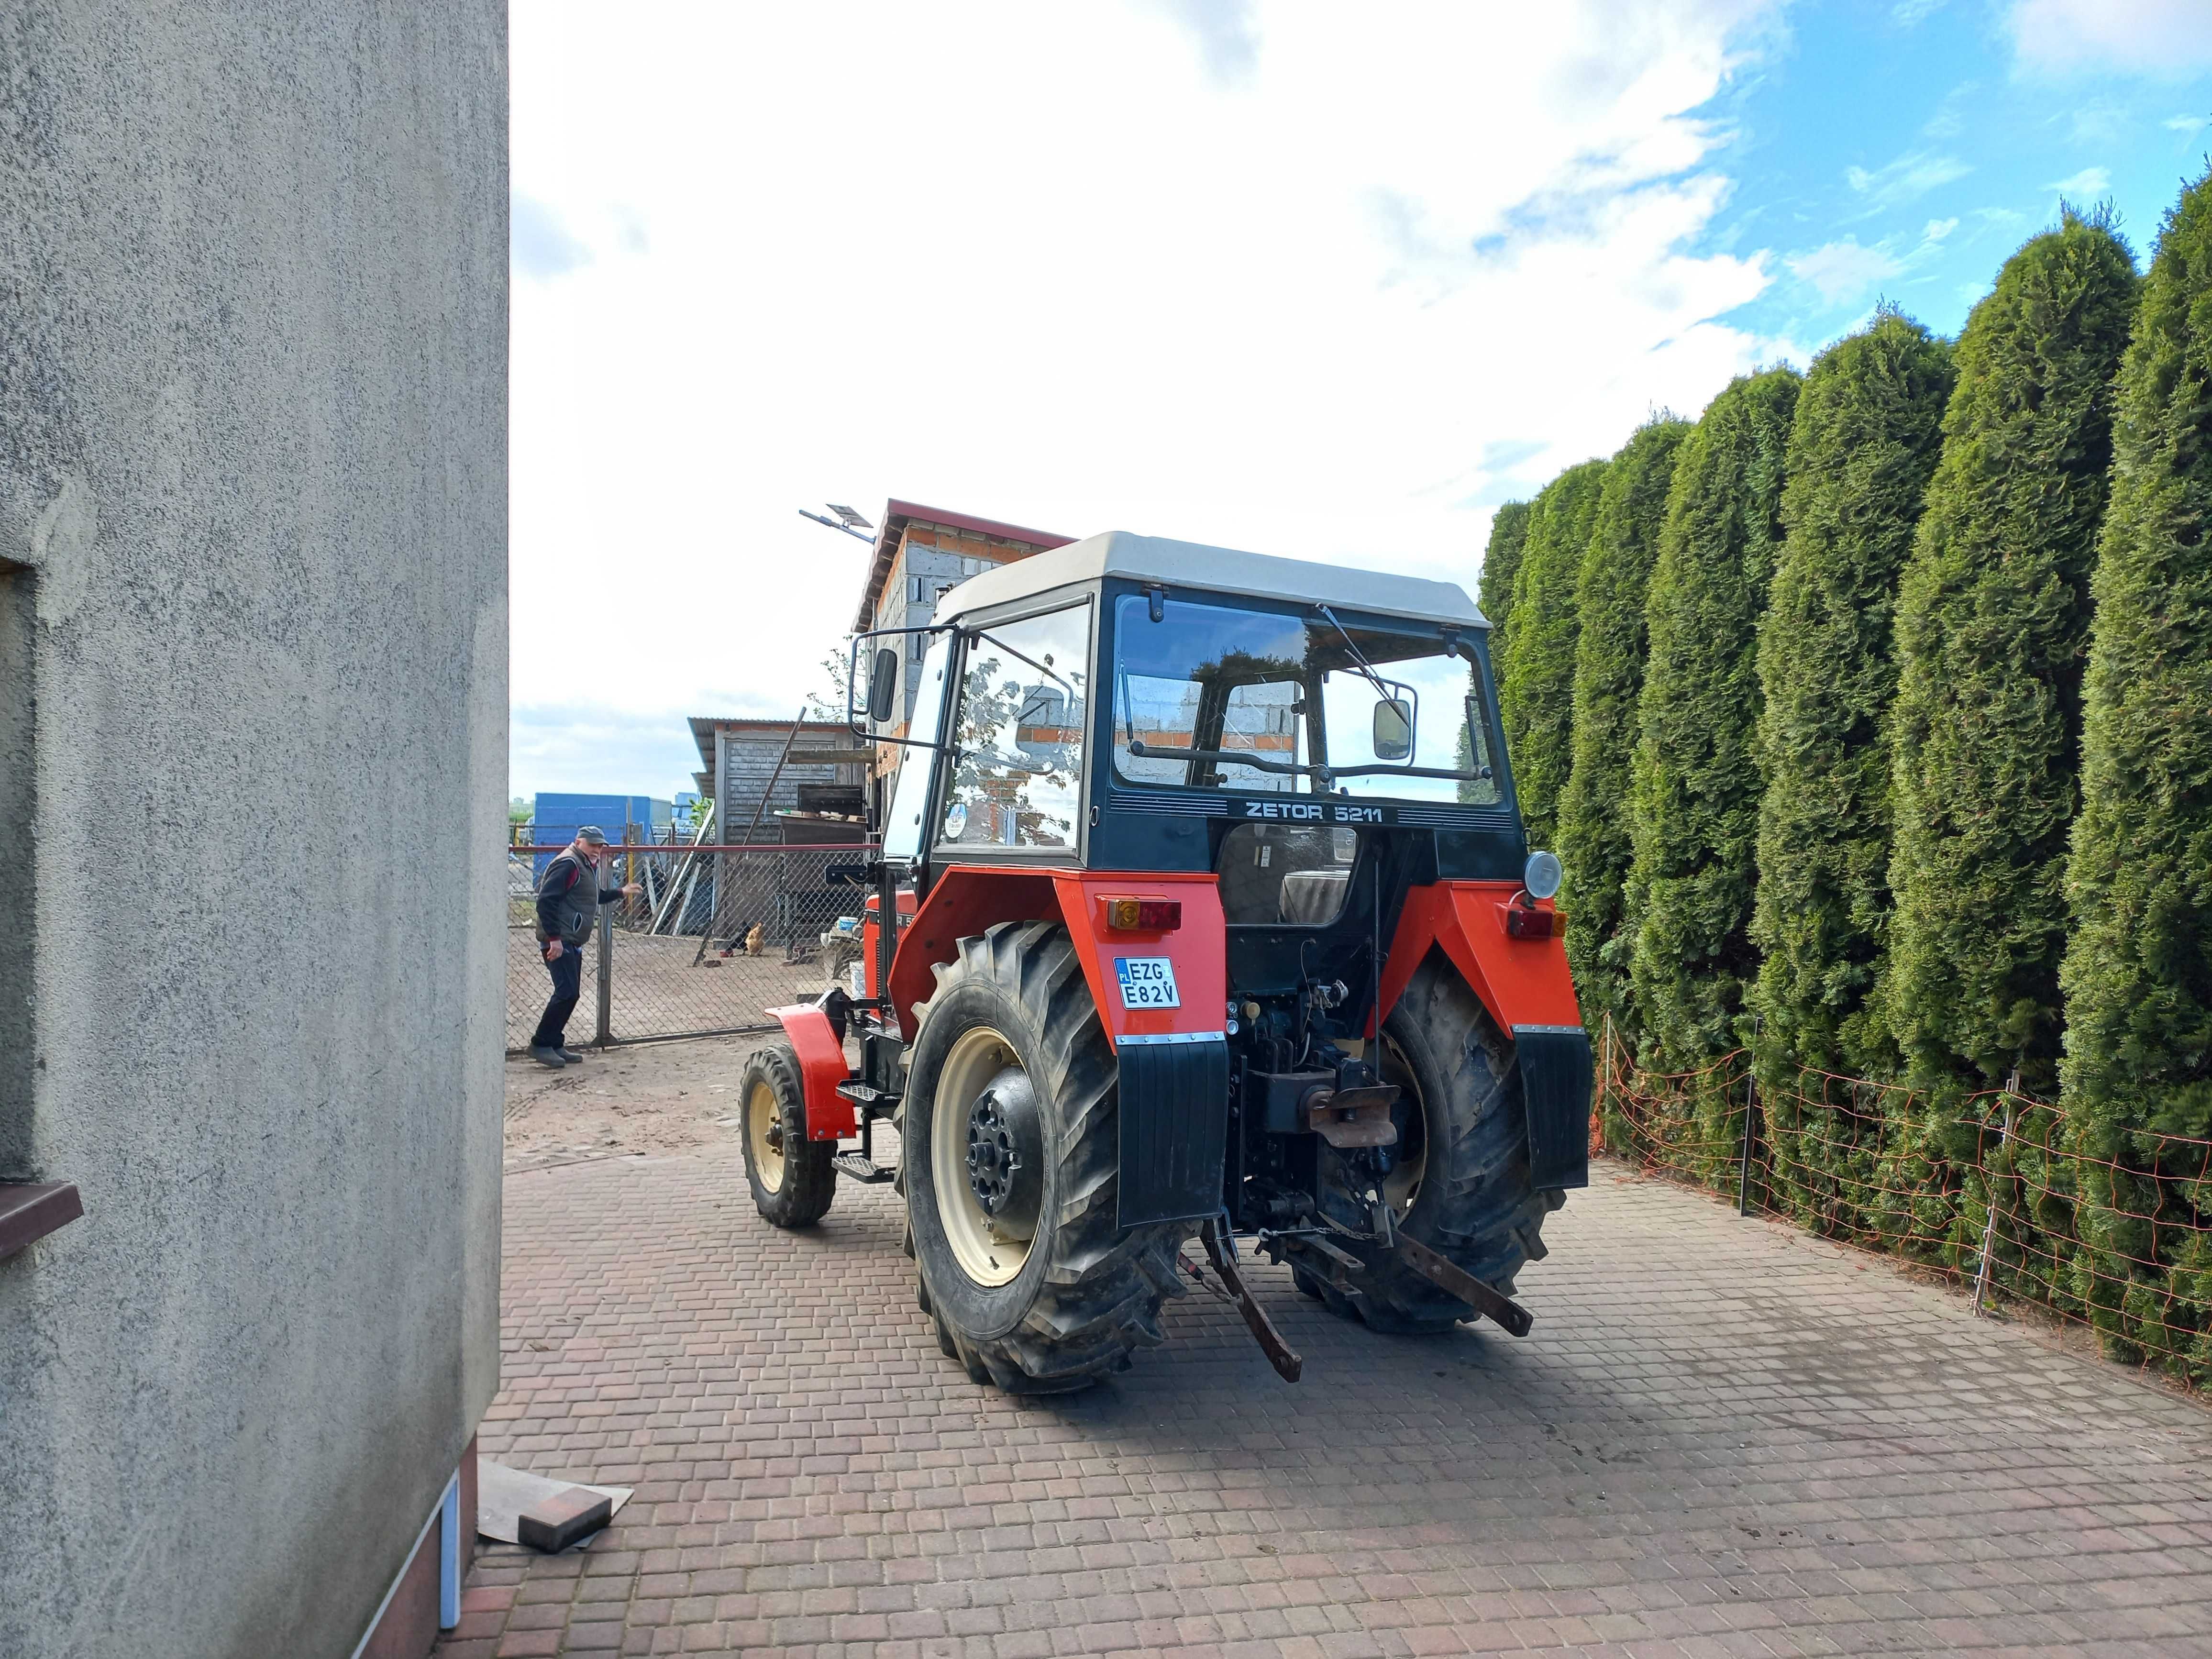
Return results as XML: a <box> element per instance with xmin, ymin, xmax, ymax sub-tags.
<box><xmin>0</xmin><ymin>1182</ymin><xmax>83</xmax><ymax>1260</ymax></box>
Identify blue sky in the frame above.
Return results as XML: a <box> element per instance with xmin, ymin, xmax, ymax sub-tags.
<box><xmin>1701</xmin><ymin>2</ymin><xmax>2210</xmax><ymax>346</ymax></box>
<box><xmin>508</xmin><ymin>1</ymin><xmax>2212</xmax><ymax>804</ymax></box>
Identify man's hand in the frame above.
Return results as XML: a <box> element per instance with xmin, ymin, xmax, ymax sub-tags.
<box><xmin>621</xmin><ymin>882</ymin><xmax>643</xmax><ymax>900</ymax></box>
<box><xmin>544</xmin><ymin>939</ymin><xmax>564</xmax><ymax>962</ymax></box>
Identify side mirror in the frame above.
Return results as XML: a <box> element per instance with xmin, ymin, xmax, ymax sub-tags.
<box><xmin>1373</xmin><ymin>697</ymin><xmax>1414</xmax><ymax>761</ymax></box>
<box><xmin>867</xmin><ymin>647</ymin><xmax>899</xmax><ymax>724</ymax></box>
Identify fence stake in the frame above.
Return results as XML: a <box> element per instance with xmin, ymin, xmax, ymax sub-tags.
<box><xmin>595</xmin><ymin>883</ymin><xmax>614</xmax><ymax>1047</ymax></box>
<box><xmin>1598</xmin><ymin>1012</ymin><xmax>1614</xmax><ymax>1156</ymax></box>
<box><xmin>1973</xmin><ymin>1069</ymin><xmax>2021</xmax><ymax>1316</ymax></box>
<box><xmin>1737</xmin><ymin>1068</ymin><xmax>1757</xmax><ymax>1217</ymax></box>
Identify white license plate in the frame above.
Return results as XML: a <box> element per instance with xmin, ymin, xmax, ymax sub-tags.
<box><xmin>1114</xmin><ymin>956</ymin><xmax>1181</xmax><ymax>1009</ymax></box>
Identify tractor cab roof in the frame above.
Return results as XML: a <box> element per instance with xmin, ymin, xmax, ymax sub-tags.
<box><xmin>933</xmin><ymin>530</ymin><xmax>1489</xmax><ymax>631</ymax></box>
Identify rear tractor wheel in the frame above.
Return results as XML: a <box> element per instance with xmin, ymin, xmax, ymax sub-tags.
<box><xmin>1311</xmin><ymin>955</ymin><xmax>1564</xmax><ymax>1332</ymax></box>
<box><xmin>738</xmin><ymin>1042</ymin><xmax>836</xmax><ymax>1228</ymax></box>
<box><xmin>902</xmin><ymin>920</ymin><xmax>1192</xmax><ymax>1393</ymax></box>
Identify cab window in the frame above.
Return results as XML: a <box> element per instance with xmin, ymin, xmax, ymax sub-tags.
<box><xmin>939</xmin><ymin>601</ymin><xmax>1091</xmax><ymax>852</ymax></box>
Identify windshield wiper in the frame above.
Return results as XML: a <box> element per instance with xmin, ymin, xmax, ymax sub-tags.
<box><xmin>1315</xmin><ymin>605</ymin><xmax>1399</xmax><ymax>705</ymax></box>
<box><xmin>971</xmin><ymin>629</ymin><xmax>1076</xmax><ymax>698</ymax></box>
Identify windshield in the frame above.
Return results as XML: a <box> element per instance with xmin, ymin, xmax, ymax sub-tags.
<box><xmin>1110</xmin><ymin>595</ymin><xmax>1502</xmax><ymax>805</ymax></box>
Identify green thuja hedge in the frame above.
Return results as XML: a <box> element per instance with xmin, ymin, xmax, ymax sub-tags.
<box><xmin>2060</xmin><ymin>169</ymin><xmax>2212</xmax><ymax>1379</ymax></box>
<box><xmin>1883</xmin><ymin>215</ymin><xmax>2138</xmax><ymax>1297</ymax></box>
<box><xmin>1749</xmin><ymin>312</ymin><xmax>1954</xmax><ymax>1235</ymax></box>
<box><xmin>1754</xmin><ymin>310</ymin><xmax>1953</xmax><ymax>1078</ymax></box>
<box><xmin>1626</xmin><ymin>367</ymin><xmax>1801</xmax><ymax>1098</ymax></box>
<box><xmin>1500</xmin><ymin>461</ymin><xmax>1608</xmax><ymax>849</ymax></box>
<box><xmin>1478</xmin><ymin>500</ymin><xmax>1531</xmax><ymax>641</ymax></box>
<box><xmin>1559</xmin><ymin>418</ymin><xmax>1689</xmax><ymax>1047</ymax></box>
<box><xmin>1889</xmin><ymin>214</ymin><xmax>2137</xmax><ymax>1101</ymax></box>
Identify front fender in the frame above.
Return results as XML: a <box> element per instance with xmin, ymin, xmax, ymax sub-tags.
<box><xmin>766</xmin><ymin>1003</ymin><xmax>854</xmax><ymax>1141</ymax></box>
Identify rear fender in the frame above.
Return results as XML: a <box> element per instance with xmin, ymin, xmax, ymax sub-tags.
<box><xmin>889</xmin><ymin>864</ymin><xmax>1231</xmax><ymax>1227</ymax></box>
<box><xmin>1377</xmin><ymin>882</ymin><xmax>1590</xmax><ymax>1190</ymax></box>
<box><xmin>887</xmin><ymin>866</ymin><xmax>1227</xmax><ymax>1048</ymax></box>
<box><xmin>766</xmin><ymin>1003</ymin><xmax>855</xmax><ymax>1141</ymax></box>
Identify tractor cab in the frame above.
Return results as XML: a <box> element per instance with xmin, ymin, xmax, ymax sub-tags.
<box><xmin>742</xmin><ymin>532</ymin><xmax>1590</xmax><ymax>1394</ymax></box>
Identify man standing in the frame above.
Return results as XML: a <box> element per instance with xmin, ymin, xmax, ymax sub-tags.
<box><xmin>530</xmin><ymin>826</ymin><xmax>641</xmax><ymax>1067</ymax></box>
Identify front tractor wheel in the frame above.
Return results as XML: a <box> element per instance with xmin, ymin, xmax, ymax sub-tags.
<box><xmin>738</xmin><ymin>1042</ymin><xmax>836</xmax><ymax>1228</ymax></box>
<box><xmin>903</xmin><ymin>920</ymin><xmax>1191</xmax><ymax>1393</ymax></box>
<box><xmin>1313</xmin><ymin>954</ymin><xmax>1564</xmax><ymax>1332</ymax></box>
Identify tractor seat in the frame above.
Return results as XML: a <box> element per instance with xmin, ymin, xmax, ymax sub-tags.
<box><xmin>1279</xmin><ymin>867</ymin><xmax>1351</xmax><ymax>925</ymax></box>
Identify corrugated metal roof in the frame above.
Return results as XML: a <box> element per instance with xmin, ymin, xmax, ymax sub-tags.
<box><xmin>686</xmin><ymin>716</ymin><xmax>853</xmax><ymax>774</ymax></box>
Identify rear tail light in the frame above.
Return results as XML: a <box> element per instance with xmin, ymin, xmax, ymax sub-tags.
<box><xmin>1504</xmin><ymin>905</ymin><xmax>1563</xmax><ymax>940</ymax></box>
<box><xmin>1104</xmin><ymin>897</ymin><xmax>1182</xmax><ymax>931</ymax></box>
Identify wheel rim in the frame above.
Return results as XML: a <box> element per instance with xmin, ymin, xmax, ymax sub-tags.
<box><xmin>748</xmin><ymin>1075</ymin><xmax>786</xmax><ymax>1193</ymax></box>
<box><xmin>932</xmin><ymin>1025</ymin><xmax>1038</xmax><ymax>1287</ymax></box>
<box><xmin>1380</xmin><ymin>1032</ymin><xmax>1427</xmax><ymax>1218</ymax></box>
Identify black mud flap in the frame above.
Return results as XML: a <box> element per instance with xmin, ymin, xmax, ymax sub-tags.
<box><xmin>1511</xmin><ymin>1024</ymin><xmax>1593</xmax><ymax>1191</ymax></box>
<box><xmin>1116</xmin><ymin>1032</ymin><xmax>1230</xmax><ymax>1228</ymax></box>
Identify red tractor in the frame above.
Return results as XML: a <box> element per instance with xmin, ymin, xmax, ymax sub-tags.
<box><xmin>737</xmin><ymin>531</ymin><xmax>1590</xmax><ymax>1391</ymax></box>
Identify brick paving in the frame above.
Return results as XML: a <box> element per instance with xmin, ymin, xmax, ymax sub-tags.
<box><xmin>438</xmin><ymin>1146</ymin><xmax>2212</xmax><ymax>1658</ymax></box>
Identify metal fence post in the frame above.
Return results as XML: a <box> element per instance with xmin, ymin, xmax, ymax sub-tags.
<box><xmin>1738</xmin><ymin>1069</ymin><xmax>1757</xmax><ymax>1217</ymax></box>
<box><xmin>1735</xmin><ymin>1017</ymin><xmax>1760</xmax><ymax>1216</ymax></box>
<box><xmin>1973</xmin><ymin>1067</ymin><xmax>2021</xmax><ymax>1315</ymax></box>
<box><xmin>595</xmin><ymin>879</ymin><xmax>614</xmax><ymax>1047</ymax></box>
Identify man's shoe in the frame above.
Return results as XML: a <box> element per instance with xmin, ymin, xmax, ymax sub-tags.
<box><xmin>528</xmin><ymin>1045</ymin><xmax>567</xmax><ymax>1068</ymax></box>
<box><xmin>558</xmin><ymin>1048</ymin><xmax>586</xmax><ymax>1063</ymax></box>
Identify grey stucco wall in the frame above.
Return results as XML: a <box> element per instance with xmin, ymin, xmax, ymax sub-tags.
<box><xmin>0</xmin><ymin>6</ymin><xmax>507</xmax><ymax>1657</ymax></box>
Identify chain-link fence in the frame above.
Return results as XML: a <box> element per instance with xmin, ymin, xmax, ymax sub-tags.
<box><xmin>507</xmin><ymin>841</ymin><xmax>875</xmax><ymax>1051</ymax></box>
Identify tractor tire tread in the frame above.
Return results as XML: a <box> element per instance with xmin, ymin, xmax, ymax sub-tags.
<box><xmin>907</xmin><ymin>919</ymin><xmax>1194</xmax><ymax>1393</ymax></box>
<box><xmin>738</xmin><ymin>1042</ymin><xmax>836</xmax><ymax>1228</ymax></box>
<box><xmin>1324</xmin><ymin>955</ymin><xmax>1561</xmax><ymax>1333</ymax></box>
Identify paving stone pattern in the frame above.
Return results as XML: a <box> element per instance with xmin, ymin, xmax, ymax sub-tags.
<box><xmin>439</xmin><ymin>1150</ymin><xmax>2212</xmax><ymax>1658</ymax></box>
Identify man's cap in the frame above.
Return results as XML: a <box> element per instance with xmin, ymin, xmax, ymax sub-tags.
<box><xmin>575</xmin><ymin>825</ymin><xmax>609</xmax><ymax>846</ymax></box>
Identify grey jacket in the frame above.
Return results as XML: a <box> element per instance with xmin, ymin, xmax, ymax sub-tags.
<box><xmin>534</xmin><ymin>850</ymin><xmax>617</xmax><ymax>947</ymax></box>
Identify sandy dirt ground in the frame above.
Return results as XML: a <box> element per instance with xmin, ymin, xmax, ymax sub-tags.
<box><xmin>502</xmin><ymin>1033</ymin><xmax>783</xmax><ymax>1173</ymax></box>
<box><xmin>504</xmin><ymin>927</ymin><xmax>841</xmax><ymax>1052</ymax></box>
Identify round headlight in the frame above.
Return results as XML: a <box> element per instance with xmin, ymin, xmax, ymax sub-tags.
<box><xmin>1524</xmin><ymin>850</ymin><xmax>1562</xmax><ymax>901</ymax></box>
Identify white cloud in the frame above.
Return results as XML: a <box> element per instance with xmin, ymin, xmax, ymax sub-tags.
<box><xmin>1923</xmin><ymin>216</ymin><xmax>1959</xmax><ymax>241</ymax></box>
<box><xmin>510</xmin><ymin>193</ymin><xmax>591</xmax><ymax>280</ymax></box>
<box><xmin>2010</xmin><ymin>0</ymin><xmax>2212</xmax><ymax>80</ymax></box>
<box><xmin>2046</xmin><ymin>166</ymin><xmax>2112</xmax><ymax>197</ymax></box>
<box><xmin>1140</xmin><ymin>0</ymin><xmax>1262</xmax><ymax>86</ymax></box>
<box><xmin>1789</xmin><ymin>238</ymin><xmax>1904</xmax><ymax>305</ymax></box>
<box><xmin>508</xmin><ymin>0</ymin><xmax>1789</xmax><ymax>794</ymax></box>
<box><xmin>1845</xmin><ymin>149</ymin><xmax>1972</xmax><ymax>210</ymax></box>
<box><xmin>2168</xmin><ymin>113</ymin><xmax>2210</xmax><ymax>133</ymax></box>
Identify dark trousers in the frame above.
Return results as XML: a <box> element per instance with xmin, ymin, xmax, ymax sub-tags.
<box><xmin>531</xmin><ymin>940</ymin><xmax>585</xmax><ymax>1049</ymax></box>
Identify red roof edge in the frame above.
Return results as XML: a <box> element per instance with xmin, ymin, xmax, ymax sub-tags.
<box><xmin>853</xmin><ymin>499</ymin><xmax>1075</xmax><ymax>630</ymax></box>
